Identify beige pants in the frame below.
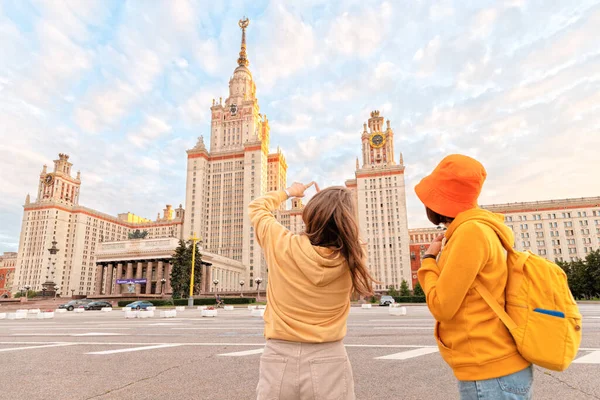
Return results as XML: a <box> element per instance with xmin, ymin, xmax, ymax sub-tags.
<box><xmin>256</xmin><ymin>339</ymin><xmax>356</xmax><ymax>400</ymax></box>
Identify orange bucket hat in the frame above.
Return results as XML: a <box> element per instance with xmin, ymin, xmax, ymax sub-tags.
<box><xmin>414</xmin><ymin>154</ymin><xmax>487</xmax><ymax>218</ymax></box>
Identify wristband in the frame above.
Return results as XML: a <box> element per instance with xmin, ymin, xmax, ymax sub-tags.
<box><xmin>284</xmin><ymin>189</ymin><xmax>291</xmax><ymax>199</ymax></box>
<box><xmin>422</xmin><ymin>254</ymin><xmax>437</xmax><ymax>261</ymax></box>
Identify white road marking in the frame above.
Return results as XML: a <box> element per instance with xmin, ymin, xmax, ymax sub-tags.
<box><xmin>71</xmin><ymin>333</ymin><xmax>126</xmax><ymax>337</ymax></box>
<box><xmin>574</xmin><ymin>351</ymin><xmax>600</xmax><ymax>364</ymax></box>
<box><xmin>0</xmin><ymin>343</ymin><xmax>76</xmax><ymax>352</ymax></box>
<box><xmin>373</xmin><ymin>327</ymin><xmax>434</xmax><ymax>330</ymax></box>
<box><xmin>218</xmin><ymin>348</ymin><xmax>265</xmax><ymax>357</ymax></box>
<box><xmin>376</xmin><ymin>347</ymin><xmax>439</xmax><ymax>360</ymax></box>
<box><xmin>9</xmin><ymin>327</ymin><xmax>131</xmax><ymax>330</ymax></box>
<box><xmin>11</xmin><ymin>333</ymin><xmax>128</xmax><ymax>337</ymax></box>
<box><xmin>171</xmin><ymin>327</ymin><xmax>263</xmax><ymax>330</ymax></box>
<box><xmin>86</xmin><ymin>344</ymin><xmax>182</xmax><ymax>355</ymax></box>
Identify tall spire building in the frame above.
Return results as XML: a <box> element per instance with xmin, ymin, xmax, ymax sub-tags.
<box><xmin>184</xmin><ymin>18</ymin><xmax>287</xmax><ymax>287</ymax></box>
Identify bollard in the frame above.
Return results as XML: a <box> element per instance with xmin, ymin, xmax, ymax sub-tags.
<box><xmin>175</xmin><ymin>306</ymin><xmax>185</xmax><ymax>312</ymax></box>
<box><xmin>201</xmin><ymin>309</ymin><xmax>218</xmax><ymax>317</ymax></box>
<box><xmin>388</xmin><ymin>305</ymin><xmax>407</xmax><ymax>316</ymax></box>
<box><xmin>224</xmin><ymin>305</ymin><xmax>234</xmax><ymax>311</ymax></box>
<box><xmin>361</xmin><ymin>304</ymin><xmax>372</xmax><ymax>309</ymax></box>
<box><xmin>251</xmin><ymin>309</ymin><xmax>265</xmax><ymax>318</ymax></box>
<box><xmin>101</xmin><ymin>307</ymin><xmax>113</xmax><ymax>312</ymax></box>
<box><xmin>0</xmin><ymin>313</ymin><xmax>5</xmax><ymax>319</ymax></box>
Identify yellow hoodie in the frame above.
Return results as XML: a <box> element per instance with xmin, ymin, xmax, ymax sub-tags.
<box><xmin>418</xmin><ymin>208</ymin><xmax>530</xmax><ymax>381</ymax></box>
<box><xmin>248</xmin><ymin>191</ymin><xmax>353</xmax><ymax>343</ymax></box>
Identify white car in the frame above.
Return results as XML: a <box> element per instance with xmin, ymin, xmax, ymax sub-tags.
<box><xmin>379</xmin><ymin>295</ymin><xmax>395</xmax><ymax>306</ymax></box>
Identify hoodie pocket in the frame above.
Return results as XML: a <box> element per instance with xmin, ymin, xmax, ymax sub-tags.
<box><xmin>434</xmin><ymin>321</ymin><xmax>453</xmax><ymax>367</ymax></box>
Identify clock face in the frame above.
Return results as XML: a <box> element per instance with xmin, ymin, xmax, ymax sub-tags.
<box><xmin>45</xmin><ymin>175</ymin><xmax>53</xmax><ymax>185</ymax></box>
<box><xmin>369</xmin><ymin>133</ymin><xmax>385</xmax><ymax>148</ymax></box>
<box><xmin>230</xmin><ymin>104</ymin><xmax>238</xmax><ymax>115</ymax></box>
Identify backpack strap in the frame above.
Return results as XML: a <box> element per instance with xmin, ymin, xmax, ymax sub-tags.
<box><xmin>474</xmin><ymin>279</ymin><xmax>518</xmax><ymax>331</ymax></box>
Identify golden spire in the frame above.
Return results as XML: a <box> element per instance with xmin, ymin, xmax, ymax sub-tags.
<box><xmin>238</xmin><ymin>17</ymin><xmax>250</xmax><ymax>67</ymax></box>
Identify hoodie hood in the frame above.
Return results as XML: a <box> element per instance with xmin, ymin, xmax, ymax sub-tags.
<box><xmin>289</xmin><ymin>235</ymin><xmax>349</xmax><ymax>287</ymax></box>
<box><xmin>446</xmin><ymin>208</ymin><xmax>514</xmax><ymax>251</ymax></box>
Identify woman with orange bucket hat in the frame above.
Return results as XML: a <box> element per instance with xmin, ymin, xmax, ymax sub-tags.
<box><xmin>415</xmin><ymin>154</ymin><xmax>533</xmax><ymax>399</ymax></box>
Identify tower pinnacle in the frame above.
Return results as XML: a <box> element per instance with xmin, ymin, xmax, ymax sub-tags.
<box><xmin>238</xmin><ymin>17</ymin><xmax>250</xmax><ymax>67</ymax></box>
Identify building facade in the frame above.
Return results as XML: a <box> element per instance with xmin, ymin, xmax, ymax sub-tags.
<box><xmin>345</xmin><ymin>111</ymin><xmax>412</xmax><ymax>290</ymax></box>
<box><xmin>0</xmin><ymin>252</ymin><xmax>17</xmax><ymax>297</ymax></box>
<box><xmin>483</xmin><ymin>197</ymin><xmax>600</xmax><ymax>262</ymax></box>
<box><xmin>12</xmin><ymin>154</ymin><xmax>185</xmax><ymax>296</ymax></box>
<box><xmin>183</xmin><ymin>19</ymin><xmax>289</xmax><ymax>288</ymax></box>
<box><xmin>408</xmin><ymin>228</ymin><xmax>440</xmax><ymax>287</ymax></box>
<box><xmin>92</xmin><ymin>237</ymin><xmax>244</xmax><ymax>297</ymax></box>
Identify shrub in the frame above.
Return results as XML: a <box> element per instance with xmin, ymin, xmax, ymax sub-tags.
<box><xmin>117</xmin><ymin>297</ymin><xmax>257</xmax><ymax>307</ymax></box>
<box><xmin>392</xmin><ymin>296</ymin><xmax>426</xmax><ymax>303</ymax></box>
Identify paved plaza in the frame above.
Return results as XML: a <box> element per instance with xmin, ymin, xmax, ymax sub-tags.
<box><xmin>0</xmin><ymin>304</ymin><xmax>599</xmax><ymax>400</ymax></box>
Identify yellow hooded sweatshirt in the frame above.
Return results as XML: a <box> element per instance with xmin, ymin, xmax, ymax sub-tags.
<box><xmin>418</xmin><ymin>208</ymin><xmax>530</xmax><ymax>381</ymax></box>
<box><xmin>248</xmin><ymin>191</ymin><xmax>353</xmax><ymax>343</ymax></box>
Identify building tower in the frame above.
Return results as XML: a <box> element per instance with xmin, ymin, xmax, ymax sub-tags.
<box><xmin>345</xmin><ymin>111</ymin><xmax>411</xmax><ymax>290</ymax></box>
<box><xmin>184</xmin><ymin>18</ymin><xmax>287</xmax><ymax>288</ymax></box>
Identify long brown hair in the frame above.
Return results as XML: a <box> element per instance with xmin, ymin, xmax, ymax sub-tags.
<box><xmin>302</xmin><ymin>186</ymin><xmax>375</xmax><ymax>296</ymax></box>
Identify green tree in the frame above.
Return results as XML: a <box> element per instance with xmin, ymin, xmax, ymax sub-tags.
<box><xmin>399</xmin><ymin>279</ymin><xmax>411</xmax><ymax>296</ymax></box>
<box><xmin>413</xmin><ymin>282</ymin><xmax>425</xmax><ymax>297</ymax></box>
<box><xmin>170</xmin><ymin>240</ymin><xmax>203</xmax><ymax>299</ymax></box>
<box><xmin>387</xmin><ymin>285</ymin><xmax>399</xmax><ymax>297</ymax></box>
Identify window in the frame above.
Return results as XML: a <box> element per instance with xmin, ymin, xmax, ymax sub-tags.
<box><xmin>549</xmin><ymin>222</ymin><xmax>558</xmax><ymax>228</ymax></box>
<box><xmin>533</xmin><ymin>214</ymin><xmax>542</xmax><ymax>220</ymax></box>
<box><xmin>520</xmin><ymin>224</ymin><xmax>528</xmax><ymax>230</ymax></box>
<box><xmin>537</xmin><ymin>240</ymin><xmax>545</xmax><ymax>247</ymax></box>
<box><xmin>535</xmin><ymin>223</ymin><xmax>542</xmax><ymax>229</ymax></box>
<box><xmin>548</xmin><ymin>213</ymin><xmax>556</xmax><ymax>219</ymax></box>
<box><xmin>564</xmin><ymin>221</ymin><xmax>573</xmax><ymax>227</ymax></box>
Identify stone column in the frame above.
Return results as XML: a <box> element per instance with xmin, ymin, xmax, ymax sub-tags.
<box><xmin>165</xmin><ymin>262</ymin><xmax>172</xmax><ymax>294</ymax></box>
<box><xmin>145</xmin><ymin>261</ymin><xmax>153</xmax><ymax>295</ymax></box>
<box><xmin>201</xmin><ymin>264</ymin><xmax>207</xmax><ymax>294</ymax></box>
<box><xmin>156</xmin><ymin>260</ymin><xmax>164</xmax><ymax>294</ymax></box>
<box><xmin>95</xmin><ymin>265</ymin><xmax>104</xmax><ymax>295</ymax></box>
<box><xmin>206</xmin><ymin>265</ymin><xmax>212</xmax><ymax>293</ymax></box>
<box><xmin>135</xmin><ymin>261</ymin><xmax>143</xmax><ymax>295</ymax></box>
<box><xmin>105</xmin><ymin>264</ymin><xmax>113</xmax><ymax>295</ymax></box>
<box><xmin>115</xmin><ymin>263</ymin><xmax>123</xmax><ymax>295</ymax></box>
<box><xmin>126</xmin><ymin>262</ymin><xmax>133</xmax><ymax>279</ymax></box>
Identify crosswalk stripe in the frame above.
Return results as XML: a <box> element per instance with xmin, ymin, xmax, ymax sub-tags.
<box><xmin>574</xmin><ymin>351</ymin><xmax>600</xmax><ymax>364</ymax></box>
<box><xmin>86</xmin><ymin>344</ymin><xmax>181</xmax><ymax>355</ymax></box>
<box><xmin>218</xmin><ymin>348</ymin><xmax>265</xmax><ymax>357</ymax></box>
<box><xmin>376</xmin><ymin>347</ymin><xmax>439</xmax><ymax>360</ymax></box>
<box><xmin>0</xmin><ymin>343</ymin><xmax>77</xmax><ymax>352</ymax></box>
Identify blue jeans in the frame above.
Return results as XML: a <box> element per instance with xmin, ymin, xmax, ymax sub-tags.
<box><xmin>458</xmin><ymin>366</ymin><xmax>533</xmax><ymax>400</ymax></box>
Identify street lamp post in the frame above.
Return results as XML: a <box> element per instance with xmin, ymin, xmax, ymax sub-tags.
<box><xmin>54</xmin><ymin>286</ymin><xmax>59</xmax><ymax>300</ymax></box>
<box><xmin>24</xmin><ymin>285</ymin><xmax>31</xmax><ymax>298</ymax></box>
<box><xmin>42</xmin><ymin>288</ymin><xmax>47</xmax><ymax>298</ymax></box>
<box><xmin>71</xmin><ymin>289</ymin><xmax>75</xmax><ymax>298</ymax></box>
<box><xmin>213</xmin><ymin>279</ymin><xmax>219</xmax><ymax>293</ymax></box>
<box><xmin>254</xmin><ymin>278</ymin><xmax>263</xmax><ymax>302</ymax></box>
<box><xmin>160</xmin><ymin>278</ymin><xmax>166</xmax><ymax>295</ymax></box>
<box><xmin>188</xmin><ymin>233</ymin><xmax>201</xmax><ymax>308</ymax></box>
<box><xmin>239</xmin><ymin>280</ymin><xmax>245</xmax><ymax>297</ymax></box>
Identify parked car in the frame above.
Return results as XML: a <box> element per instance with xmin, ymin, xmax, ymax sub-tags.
<box><xmin>126</xmin><ymin>301</ymin><xmax>154</xmax><ymax>310</ymax></box>
<box><xmin>84</xmin><ymin>301</ymin><xmax>113</xmax><ymax>310</ymax></box>
<box><xmin>379</xmin><ymin>295</ymin><xmax>395</xmax><ymax>306</ymax></box>
<box><xmin>58</xmin><ymin>299</ymin><xmax>93</xmax><ymax>311</ymax></box>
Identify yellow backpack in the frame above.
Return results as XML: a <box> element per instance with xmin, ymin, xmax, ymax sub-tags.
<box><xmin>475</xmin><ymin>247</ymin><xmax>582</xmax><ymax>371</ymax></box>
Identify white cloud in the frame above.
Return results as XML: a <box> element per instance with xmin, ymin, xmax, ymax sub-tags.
<box><xmin>127</xmin><ymin>116</ymin><xmax>172</xmax><ymax>148</ymax></box>
<box><xmin>325</xmin><ymin>2</ymin><xmax>394</xmax><ymax>58</ymax></box>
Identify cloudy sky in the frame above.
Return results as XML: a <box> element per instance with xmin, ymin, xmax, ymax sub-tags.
<box><xmin>1</xmin><ymin>0</ymin><xmax>600</xmax><ymax>252</ymax></box>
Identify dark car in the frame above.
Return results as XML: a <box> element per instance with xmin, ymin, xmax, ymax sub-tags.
<box><xmin>126</xmin><ymin>301</ymin><xmax>154</xmax><ymax>310</ymax></box>
<box><xmin>58</xmin><ymin>299</ymin><xmax>93</xmax><ymax>311</ymax></box>
<box><xmin>84</xmin><ymin>301</ymin><xmax>113</xmax><ymax>310</ymax></box>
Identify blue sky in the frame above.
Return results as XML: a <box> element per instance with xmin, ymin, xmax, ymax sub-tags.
<box><xmin>1</xmin><ymin>0</ymin><xmax>600</xmax><ymax>252</ymax></box>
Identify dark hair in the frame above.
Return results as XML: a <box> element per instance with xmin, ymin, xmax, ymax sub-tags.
<box><xmin>426</xmin><ymin>207</ymin><xmax>454</xmax><ymax>226</ymax></box>
<box><xmin>302</xmin><ymin>186</ymin><xmax>376</xmax><ymax>297</ymax></box>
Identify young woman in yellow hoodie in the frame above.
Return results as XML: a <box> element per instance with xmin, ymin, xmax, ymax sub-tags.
<box><xmin>249</xmin><ymin>182</ymin><xmax>375</xmax><ymax>400</ymax></box>
<box><xmin>415</xmin><ymin>154</ymin><xmax>533</xmax><ymax>400</ymax></box>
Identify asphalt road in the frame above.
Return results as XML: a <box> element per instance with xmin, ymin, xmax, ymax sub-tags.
<box><xmin>0</xmin><ymin>304</ymin><xmax>599</xmax><ymax>400</ymax></box>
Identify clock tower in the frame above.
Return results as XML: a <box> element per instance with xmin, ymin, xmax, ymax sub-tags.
<box><xmin>345</xmin><ymin>111</ymin><xmax>411</xmax><ymax>292</ymax></box>
<box><xmin>361</xmin><ymin>110</ymin><xmax>396</xmax><ymax>168</ymax></box>
<box><xmin>37</xmin><ymin>153</ymin><xmax>81</xmax><ymax>205</ymax></box>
